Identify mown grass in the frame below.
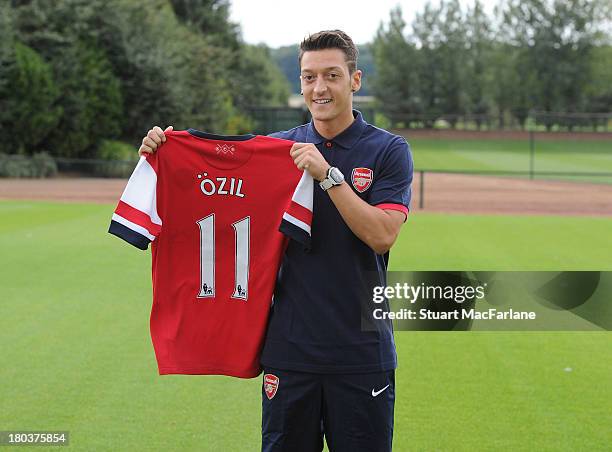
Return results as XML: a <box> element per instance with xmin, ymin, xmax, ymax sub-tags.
<box><xmin>0</xmin><ymin>201</ymin><xmax>609</xmax><ymax>451</ymax></box>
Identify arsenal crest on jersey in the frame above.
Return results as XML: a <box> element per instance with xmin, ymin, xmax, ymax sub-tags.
<box><xmin>264</xmin><ymin>374</ymin><xmax>279</xmax><ymax>400</ymax></box>
<box><xmin>351</xmin><ymin>167</ymin><xmax>373</xmax><ymax>193</ymax></box>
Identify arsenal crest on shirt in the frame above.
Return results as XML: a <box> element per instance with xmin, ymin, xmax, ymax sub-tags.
<box><xmin>264</xmin><ymin>374</ymin><xmax>279</xmax><ymax>400</ymax></box>
<box><xmin>351</xmin><ymin>167</ymin><xmax>373</xmax><ymax>193</ymax></box>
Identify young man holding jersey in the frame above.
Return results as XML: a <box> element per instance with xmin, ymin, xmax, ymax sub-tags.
<box><xmin>138</xmin><ymin>30</ymin><xmax>413</xmax><ymax>452</ymax></box>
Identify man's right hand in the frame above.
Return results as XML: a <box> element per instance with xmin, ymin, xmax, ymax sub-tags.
<box><xmin>138</xmin><ymin>125</ymin><xmax>173</xmax><ymax>156</ymax></box>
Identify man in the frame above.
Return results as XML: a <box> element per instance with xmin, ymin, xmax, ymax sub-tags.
<box><xmin>138</xmin><ymin>30</ymin><xmax>413</xmax><ymax>452</ymax></box>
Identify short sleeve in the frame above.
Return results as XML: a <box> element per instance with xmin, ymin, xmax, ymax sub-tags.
<box><xmin>369</xmin><ymin>137</ymin><xmax>413</xmax><ymax>220</ymax></box>
<box><xmin>279</xmin><ymin>171</ymin><xmax>314</xmax><ymax>250</ymax></box>
<box><xmin>108</xmin><ymin>155</ymin><xmax>163</xmax><ymax>250</ymax></box>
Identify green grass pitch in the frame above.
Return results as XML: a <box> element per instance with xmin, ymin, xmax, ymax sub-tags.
<box><xmin>407</xmin><ymin>138</ymin><xmax>612</xmax><ymax>184</ymax></box>
<box><xmin>1</xmin><ymin>200</ymin><xmax>611</xmax><ymax>451</ymax></box>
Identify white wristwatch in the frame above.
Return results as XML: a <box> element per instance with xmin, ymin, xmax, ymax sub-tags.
<box><xmin>319</xmin><ymin>167</ymin><xmax>344</xmax><ymax>191</ymax></box>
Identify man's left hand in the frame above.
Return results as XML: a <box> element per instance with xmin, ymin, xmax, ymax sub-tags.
<box><xmin>290</xmin><ymin>143</ymin><xmax>330</xmax><ymax>181</ymax></box>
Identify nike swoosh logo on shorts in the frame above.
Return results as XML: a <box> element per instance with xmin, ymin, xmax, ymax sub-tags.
<box><xmin>371</xmin><ymin>384</ymin><xmax>390</xmax><ymax>397</ymax></box>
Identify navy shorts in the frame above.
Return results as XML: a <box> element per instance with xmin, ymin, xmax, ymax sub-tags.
<box><xmin>261</xmin><ymin>367</ymin><xmax>395</xmax><ymax>452</ymax></box>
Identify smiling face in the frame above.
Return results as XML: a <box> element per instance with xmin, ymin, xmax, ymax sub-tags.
<box><xmin>300</xmin><ymin>48</ymin><xmax>362</xmax><ymax>131</ymax></box>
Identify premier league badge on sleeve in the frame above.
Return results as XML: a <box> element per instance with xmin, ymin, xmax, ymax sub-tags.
<box><xmin>264</xmin><ymin>374</ymin><xmax>279</xmax><ymax>400</ymax></box>
<box><xmin>351</xmin><ymin>167</ymin><xmax>373</xmax><ymax>193</ymax></box>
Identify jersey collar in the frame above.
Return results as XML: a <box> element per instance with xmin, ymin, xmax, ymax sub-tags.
<box><xmin>306</xmin><ymin>110</ymin><xmax>367</xmax><ymax>149</ymax></box>
<box><xmin>187</xmin><ymin>129</ymin><xmax>256</xmax><ymax>141</ymax></box>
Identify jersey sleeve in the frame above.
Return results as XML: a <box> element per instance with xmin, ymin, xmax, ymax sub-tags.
<box><xmin>369</xmin><ymin>136</ymin><xmax>413</xmax><ymax>221</ymax></box>
<box><xmin>108</xmin><ymin>155</ymin><xmax>162</xmax><ymax>250</ymax></box>
<box><xmin>279</xmin><ymin>171</ymin><xmax>313</xmax><ymax>249</ymax></box>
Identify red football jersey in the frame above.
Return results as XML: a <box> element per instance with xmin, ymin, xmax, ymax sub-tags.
<box><xmin>109</xmin><ymin>129</ymin><xmax>313</xmax><ymax>378</ymax></box>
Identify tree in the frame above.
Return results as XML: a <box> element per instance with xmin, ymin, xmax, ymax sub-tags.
<box><xmin>464</xmin><ymin>0</ymin><xmax>493</xmax><ymax>128</ymax></box>
<box><xmin>436</xmin><ymin>0</ymin><xmax>467</xmax><ymax>127</ymax></box>
<box><xmin>487</xmin><ymin>41</ymin><xmax>524</xmax><ymax>129</ymax></box>
<box><xmin>1</xmin><ymin>42</ymin><xmax>62</xmax><ymax>155</ymax></box>
<box><xmin>0</xmin><ymin>2</ymin><xmax>20</xmax><ymax>151</ymax></box>
<box><xmin>231</xmin><ymin>44</ymin><xmax>290</xmax><ymax>109</ymax></box>
<box><xmin>169</xmin><ymin>0</ymin><xmax>291</xmax><ymax>129</ymax></box>
<box><xmin>372</xmin><ymin>7</ymin><xmax>420</xmax><ymax>127</ymax></box>
<box><xmin>0</xmin><ymin>4</ymin><xmax>61</xmax><ymax>155</ymax></box>
<box><xmin>412</xmin><ymin>2</ymin><xmax>446</xmax><ymax>127</ymax></box>
<box><xmin>44</xmin><ymin>43</ymin><xmax>123</xmax><ymax>158</ymax></box>
<box><xmin>498</xmin><ymin>0</ymin><xmax>610</xmax><ymax>128</ymax></box>
<box><xmin>585</xmin><ymin>44</ymin><xmax>612</xmax><ymax>114</ymax></box>
<box><xmin>169</xmin><ymin>0</ymin><xmax>239</xmax><ymax>49</ymax></box>
<box><xmin>108</xmin><ymin>0</ymin><xmax>232</xmax><ymax>139</ymax></box>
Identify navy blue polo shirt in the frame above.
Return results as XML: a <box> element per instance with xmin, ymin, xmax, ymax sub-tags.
<box><xmin>261</xmin><ymin>110</ymin><xmax>413</xmax><ymax>374</ymax></box>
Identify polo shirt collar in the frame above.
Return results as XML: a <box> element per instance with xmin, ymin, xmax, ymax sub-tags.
<box><xmin>305</xmin><ymin>110</ymin><xmax>367</xmax><ymax>149</ymax></box>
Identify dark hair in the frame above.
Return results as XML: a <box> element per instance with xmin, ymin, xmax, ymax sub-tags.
<box><xmin>298</xmin><ymin>30</ymin><xmax>358</xmax><ymax>74</ymax></box>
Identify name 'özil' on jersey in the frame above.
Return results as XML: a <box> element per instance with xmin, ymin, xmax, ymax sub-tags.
<box><xmin>108</xmin><ymin>129</ymin><xmax>313</xmax><ymax>378</ymax></box>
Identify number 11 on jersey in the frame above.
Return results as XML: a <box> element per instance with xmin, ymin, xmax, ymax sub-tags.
<box><xmin>197</xmin><ymin>215</ymin><xmax>250</xmax><ymax>301</ymax></box>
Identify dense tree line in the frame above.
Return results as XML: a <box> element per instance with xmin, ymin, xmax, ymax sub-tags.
<box><xmin>2</xmin><ymin>0</ymin><xmax>609</xmax><ymax>164</ymax></box>
<box><xmin>0</xmin><ymin>0</ymin><xmax>290</xmax><ymax>158</ymax></box>
<box><xmin>372</xmin><ymin>0</ymin><xmax>612</xmax><ymax>129</ymax></box>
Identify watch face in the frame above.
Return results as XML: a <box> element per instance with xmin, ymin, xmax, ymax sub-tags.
<box><xmin>330</xmin><ymin>168</ymin><xmax>344</xmax><ymax>183</ymax></box>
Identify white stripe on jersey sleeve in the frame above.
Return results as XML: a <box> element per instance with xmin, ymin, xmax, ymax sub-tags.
<box><xmin>120</xmin><ymin>157</ymin><xmax>162</xmax><ymax>226</ymax></box>
<box><xmin>282</xmin><ymin>212</ymin><xmax>311</xmax><ymax>234</ymax></box>
<box><xmin>112</xmin><ymin>213</ymin><xmax>156</xmax><ymax>241</ymax></box>
<box><xmin>291</xmin><ymin>171</ymin><xmax>314</xmax><ymax>212</ymax></box>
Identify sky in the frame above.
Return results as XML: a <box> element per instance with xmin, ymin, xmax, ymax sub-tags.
<box><xmin>229</xmin><ymin>0</ymin><xmax>498</xmax><ymax>48</ymax></box>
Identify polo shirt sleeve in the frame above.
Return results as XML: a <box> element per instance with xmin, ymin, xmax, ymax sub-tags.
<box><xmin>369</xmin><ymin>136</ymin><xmax>413</xmax><ymax>221</ymax></box>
